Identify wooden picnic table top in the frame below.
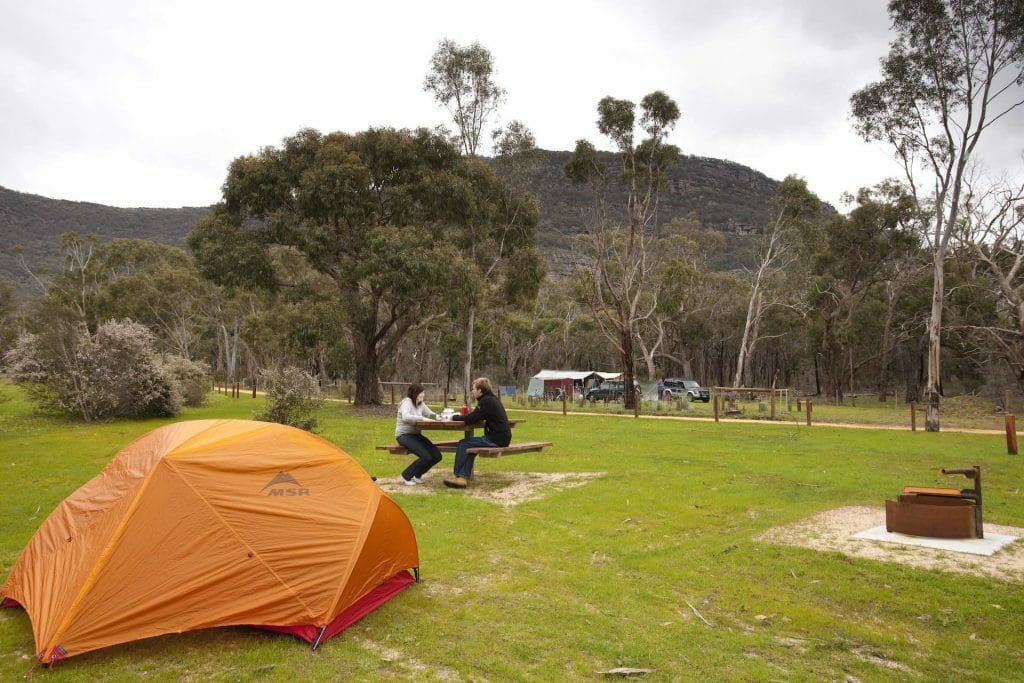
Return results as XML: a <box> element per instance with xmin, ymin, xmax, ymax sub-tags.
<box><xmin>412</xmin><ymin>419</ymin><xmax>524</xmax><ymax>430</ymax></box>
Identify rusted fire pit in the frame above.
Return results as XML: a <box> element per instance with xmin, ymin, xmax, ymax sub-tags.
<box><xmin>885</xmin><ymin>465</ymin><xmax>983</xmax><ymax>539</ymax></box>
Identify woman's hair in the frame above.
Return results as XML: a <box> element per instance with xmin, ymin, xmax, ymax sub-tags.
<box><xmin>472</xmin><ymin>377</ymin><xmax>493</xmax><ymax>394</ymax></box>
<box><xmin>407</xmin><ymin>383</ymin><xmax>425</xmax><ymax>401</ymax></box>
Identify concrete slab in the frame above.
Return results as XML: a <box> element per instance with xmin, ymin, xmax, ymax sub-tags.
<box><xmin>851</xmin><ymin>525</ymin><xmax>1018</xmax><ymax>556</ymax></box>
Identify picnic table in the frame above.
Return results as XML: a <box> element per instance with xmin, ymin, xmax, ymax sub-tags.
<box><xmin>376</xmin><ymin>419</ymin><xmax>552</xmax><ymax>458</ymax></box>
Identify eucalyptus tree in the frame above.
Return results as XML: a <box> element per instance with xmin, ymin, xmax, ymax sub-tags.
<box><xmin>424</xmin><ymin>38</ymin><xmax>505</xmax><ymax>158</ymax></box>
<box><xmin>850</xmin><ymin>0</ymin><xmax>1024</xmax><ymax>430</ymax></box>
<box><xmin>960</xmin><ymin>179</ymin><xmax>1024</xmax><ymax>387</ymax></box>
<box><xmin>425</xmin><ymin>41</ymin><xmax>543</xmax><ymax>401</ymax></box>
<box><xmin>18</xmin><ymin>234</ymin><xmax>213</xmax><ymax>359</ymax></box>
<box><xmin>809</xmin><ymin>185</ymin><xmax>920</xmax><ymax>400</ymax></box>
<box><xmin>565</xmin><ymin>91</ymin><xmax>681</xmax><ymax>407</ymax></box>
<box><xmin>89</xmin><ymin>240</ymin><xmax>214</xmax><ymax>359</ymax></box>
<box><xmin>732</xmin><ymin>176</ymin><xmax>820</xmax><ymax>388</ymax></box>
<box><xmin>188</xmin><ymin>127</ymin><xmax>532</xmax><ymax>404</ymax></box>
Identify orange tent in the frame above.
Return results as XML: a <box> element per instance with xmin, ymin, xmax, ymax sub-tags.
<box><xmin>0</xmin><ymin>419</ymin><xmax>419</xmax><ymax>663</ymax></box>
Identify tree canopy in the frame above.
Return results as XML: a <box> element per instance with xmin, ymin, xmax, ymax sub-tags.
<box><xmin>188</xmin><ymin>126</ymin><xmax>537</xmax><ymax>404</ymax></box>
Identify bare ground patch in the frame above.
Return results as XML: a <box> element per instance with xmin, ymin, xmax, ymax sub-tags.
<box><xmin>377</xmin><ymin>471</ymin><xmax>605</xmax><ymax>507</ymax></box>
<box><xmin>354</xmin><ymin>637</ymin><xmax>462</xmax><ymax>681</ymax></box>
<box><xmin>756</xmin><ymin>506</ymin><xmax>1024</xmax><ymax>582</ymax></box>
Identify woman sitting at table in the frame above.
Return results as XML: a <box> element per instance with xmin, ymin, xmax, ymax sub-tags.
<box><xmin>395</xmin><ymin>383</ymin><xmax>443</xmax><ymax>486</ymax></box>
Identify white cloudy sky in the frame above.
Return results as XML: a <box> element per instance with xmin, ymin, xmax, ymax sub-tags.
<box><xmin>1</xmin><ymin>0</ymin><xmax>1021</xmax><ymax>210</ymax></box>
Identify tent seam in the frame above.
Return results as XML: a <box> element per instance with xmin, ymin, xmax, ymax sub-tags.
<box><xmin>42</xmin><ymin>460</ymin><xmax>163</xmax><ymax>658</ymax></box>
<box><xmin>325</xmin><ymin>480</ymin><xmax>381</xmax><ymax>618</ymax></box>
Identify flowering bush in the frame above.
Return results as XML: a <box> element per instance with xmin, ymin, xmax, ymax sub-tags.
<box><xmin>253</xmin><ymin>366</ymin><xmax>324</xmax><ymax>431</ymax></box>
<box><xmin>4</xmin><ymin>320</ymin><xmax>182</xmax><ymax>421</ymax></box>
<box><xmin>158</xmin><ymin>355</ymin><xmax>210</xmax><ymax>407</ymax></box>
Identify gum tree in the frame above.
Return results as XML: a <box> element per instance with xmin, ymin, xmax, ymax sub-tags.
<box><xmin>851</xmin><ymin>0</ymin><xmax>1024</xmax><ymax>430</ymax></box>
<box><xmin>424</xmin><ymin>40</ymin><xmax>543</xmax><ymax>402</ymax></box>
<box><xmin>189</xmin><ymin>127</ymin><xmax>530</xmax><ymax>404</ymax></box>
<box><xmin>565</xmin><ymin>91</ymin><xmax>681</xmax><ymax>409</ymax></box>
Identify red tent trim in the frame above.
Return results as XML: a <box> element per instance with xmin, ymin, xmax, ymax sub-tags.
<box><xmin>254</xmin><ymin>569</ymin><xmax>415</xmax><ymax>646</ymax></box>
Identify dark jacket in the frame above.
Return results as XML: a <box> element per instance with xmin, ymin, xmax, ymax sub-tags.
<box><xmin>452</xmin><ymin>390</ymin><xmax>511</xmax><ymax>447</ymax></box>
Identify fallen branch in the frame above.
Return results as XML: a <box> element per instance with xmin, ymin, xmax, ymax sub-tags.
<box><xmin>683</xmin><ymin>598</ymin><xmax>712</xmax><ymax>627</ymax></box>
<box><xmin>596</xmin><ymin>667</ymin><xmax>655</xmax><ymax>677</ymax></box>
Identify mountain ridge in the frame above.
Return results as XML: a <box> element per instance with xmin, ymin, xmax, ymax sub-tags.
<box><xmin>0</xmin><ymin>150</ymin><xmax>792</xmax><ymax>287</ymax></box>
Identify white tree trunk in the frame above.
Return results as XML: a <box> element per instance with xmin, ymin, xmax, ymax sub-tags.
<box><xmin>925</xmin><ymin>250</ymin><xmax>944</xmax><ymax>431</ymax></box>
<box><xmin>462</xmin><ymin>309</ymin><xmax>474</xmax><ymax>404</ymax></box>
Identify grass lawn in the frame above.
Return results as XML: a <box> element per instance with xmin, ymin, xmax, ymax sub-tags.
<box><xmin>1</xmin><ymin>382</ymin><xmax>1023</xmax><ymax>681</ymax></box>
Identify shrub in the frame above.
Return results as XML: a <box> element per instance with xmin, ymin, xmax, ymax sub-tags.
<box><xmin>4</xmin><ymin>320</ymin><xmax>180</xmax><ymax>421</ymax></box>
<box><xmin>158</xmin><ymin>355</ymin><xmax>210</xmax><ymax>407</ymax></box>
<box><xmin>253</xmin><ymin>366</ymin><xmax>323</xmax><ymax>431</ymax></box>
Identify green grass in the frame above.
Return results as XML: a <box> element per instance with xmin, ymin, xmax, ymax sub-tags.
<box><xmin>2</xmin><ymin>382</ymin><xmax>1023</xmax><ymax>681</ymax></box>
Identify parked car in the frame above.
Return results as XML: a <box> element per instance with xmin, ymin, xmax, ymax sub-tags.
<box><xmin>586</xmin><ymin>379</ymin><xmax>640</xmax><ymax>402</ymax></box>
<box><xmin>663</xmin><ymin>378</ymin><xmax>710</xmax><ymax>402</ymax></box>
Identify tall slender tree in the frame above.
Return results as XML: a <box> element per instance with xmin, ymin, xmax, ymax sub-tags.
<box><xmin>424</xmin><ymin>38</ymin><xmax>505</xmax><ymax>158</ymax></box>
<box><xmin>565</xmin><ymin>91</ymin><xmax>681</xmax><ymax>409</ymax></box>
<box><xmin>733</xmin><ymin>176</ymin><xmax>820</xmax><ymax>388</ymax></box>
<box><xmin>851</xmin><ymin>0</ymin><xmax>1024</xmax><ymax>430</ymax></box>
<box><xmin>424</xmin><ymin>40</ymin><xmax>542</xmax><ymax>401</ymax></box>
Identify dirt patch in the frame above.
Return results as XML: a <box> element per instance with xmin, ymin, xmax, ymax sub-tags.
<box><xmin>756</xmin><ymin>506</ymin><xmax>1024</xmax><ymax>582</ymax></box>
<box><xmin>354</xmin><ymin>637</ymin><xmax>462</xmax><ymax>681</ymax></box>
<box><xmin>377</xmin><ymin>471</ymin><xmax>605</xmax><ymax>507</ymax></box>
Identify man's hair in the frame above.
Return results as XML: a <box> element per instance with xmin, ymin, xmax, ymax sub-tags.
<box><xmin>472</xmin><ymin>377</ymin><xmax>493</xmax><ymax>394</ymax></box>
<box><xmin>407</xmin><ymin>383</ymin><xmax>425</xmax><ymax>401</ymax></box>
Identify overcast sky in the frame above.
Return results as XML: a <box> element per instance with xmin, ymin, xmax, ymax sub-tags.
<box><xmin>1</xmin><ymin>0</ymin><xmax>1021</xmax><ymax>211</ymax></box>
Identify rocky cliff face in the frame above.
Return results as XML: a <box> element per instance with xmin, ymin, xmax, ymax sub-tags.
<box><xmin>517</xmin><ymin>151</ymin><xmax>780</xmax><ymax>276</ymax></box>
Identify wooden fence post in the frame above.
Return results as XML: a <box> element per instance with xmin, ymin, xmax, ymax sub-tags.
<box><xmin>562</xmin><ymin>394</ymin><xmax>567</xmax><ymax>416</ymax></box>
<box><xmin>770</xmin><ymin>388</ymin><xmax>776</xmax><ymax>420</ymax></box>
<box><xmin>1006</xmin><ymin>415</ymin><xmax>1018</xmax><ymax>455</ymax></box>
<box><xmin>714</xmin><ymin>394</ymin><xmax>719</xmax><ymax>422</ymax></box>
<box><xmin>911</xmin><ymin>402</ymin><xmax>917</xmax><ymax>432</ymax></box>
<box><xmin>806</xmin><ymin>400</ymin><xmax>812</xmax><ymax>426</ymax></box>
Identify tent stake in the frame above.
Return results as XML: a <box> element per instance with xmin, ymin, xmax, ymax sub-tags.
<box><xmin>311</xmin><ymin>626</ymin><xmax>327</xmax><ymax>651</ymax></box>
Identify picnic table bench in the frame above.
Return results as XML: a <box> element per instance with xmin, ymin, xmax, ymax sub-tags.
<box><xmin>376</xmin><ymin>418</ymin><xmax>552</xmax><ymax>458</ymax></box>
<box><xmin>376</xmin><ymin>441</ymin><xmax>553</xmax><ymax>457</ymax></box>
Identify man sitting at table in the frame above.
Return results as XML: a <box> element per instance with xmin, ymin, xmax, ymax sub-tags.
<box><xmin>444</xmin><ymin>377</ymin><xmax>511</xmax><ymax>489</ymax></box>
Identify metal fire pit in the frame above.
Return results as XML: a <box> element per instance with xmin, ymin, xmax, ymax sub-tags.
<box><xmin>885</xmin><ymin>465</ymin><xmax>983</xmax><ymax>539</ymax></box>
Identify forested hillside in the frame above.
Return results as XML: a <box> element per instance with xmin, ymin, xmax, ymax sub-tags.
<box><xmin>0</xmin><ymin>150</ymin><xmax>786</xmax><ymax>287</ymax></box>
<box><xmin>0</xmin><ymin>186</ymin><xmax>210</xmax><ymax>286</ymax></box>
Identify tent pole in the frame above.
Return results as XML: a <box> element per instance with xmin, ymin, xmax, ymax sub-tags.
<box><xmin>413</xmin><ymin>566</ymin><xmax>420</xmax><ymax>583</ymax></box>
<box><xmin>311</xmin><ymin>626</ymin><xmax>328</xmax><ymax>651</ymax></box>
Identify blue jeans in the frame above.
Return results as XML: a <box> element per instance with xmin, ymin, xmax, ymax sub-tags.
<box><xmin>453</xmin><ymin>435</ymin><xmax>496</xmax><ymax>479</ymax></box>
<box><xmin>397</xmin><ymin>433</ymin><xmax>443</xmax><ymax>480</ymax></box>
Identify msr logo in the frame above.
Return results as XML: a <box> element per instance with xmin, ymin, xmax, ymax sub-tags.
<box><xmin>260</xmin><ymin>471</ymin><xmax>310</xmax><ymax>497</ymax></box>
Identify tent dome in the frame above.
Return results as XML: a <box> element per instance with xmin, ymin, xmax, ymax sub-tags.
<box><xmin>1</xmin><ymin>419</ymin><xmax>419</xmax><ymax>663</ymax></box>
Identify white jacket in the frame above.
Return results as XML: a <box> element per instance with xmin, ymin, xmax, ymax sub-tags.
<box><xmin>394</xmin><ymin>397</ymin><xmax>438</xmax><ymax>438</ymax></box>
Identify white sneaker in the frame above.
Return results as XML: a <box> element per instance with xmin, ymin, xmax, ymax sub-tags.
<box><xmin>412</xmin><ymin>476</ymin><xmax>423</xmax><ymax>483</ymax></box>
<box><xmin>402</xmin><ymin>476</ymin><xmax>418</xmax><ymax>486</ymax></box>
